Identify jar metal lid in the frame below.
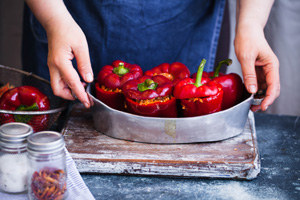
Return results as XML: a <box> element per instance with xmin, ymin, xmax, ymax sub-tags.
<box><xmin>0</xmin><ymin>122</ymin><xmax>33</xmax><ymax>144</ymax></box>
<box><xmin>27</xmin><ymin>131</ymin><xmax>65</xmax><ymax>154</ymax></box>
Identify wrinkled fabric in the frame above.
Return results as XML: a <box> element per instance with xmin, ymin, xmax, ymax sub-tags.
<box><xmin>0</xmin><ymin>148</ymin><xmax>95</xmax><ymax>200</ymax></box>
<box><xmin>22</xmin><ymin>0</ymin><xmax>225</xmax><ymax>80</ymax></box>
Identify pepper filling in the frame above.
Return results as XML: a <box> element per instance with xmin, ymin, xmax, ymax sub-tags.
<box><xmin>100</xmin><ymin>85</ymin><xmax>122</xmax><ymax>93</ymax></box>
<box><xmin>136</xmin><ymin>95</ymin><xmax>173</xmax><ymax>105</ymax></box>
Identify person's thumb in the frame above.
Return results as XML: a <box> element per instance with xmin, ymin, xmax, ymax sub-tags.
<box><xmin>73</xmin><ymin>41</ymin><xmax>94</xmax><ymax>83</ymax></box>
<box><xmin>240</xmin><ymin>58</ymin><xmax>258</xmax><ymax>94</ymax></box>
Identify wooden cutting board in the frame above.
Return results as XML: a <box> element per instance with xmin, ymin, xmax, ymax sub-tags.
<box><xmin>62</xmin><ymin>103</ymin><xmax>260</xmax><ymax>180</ymax></box>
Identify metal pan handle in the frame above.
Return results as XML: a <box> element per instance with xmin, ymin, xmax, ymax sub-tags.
<box><xmin>252</xmin><ymin>90</ymin><xmax>266</xmax><ymax>106</ymax></box>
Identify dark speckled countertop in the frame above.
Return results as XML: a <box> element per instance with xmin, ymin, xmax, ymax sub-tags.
<box><xmin>81</xmin><ymin>113</ymin><xmax>300</xmax><ymax>200</ymax></box>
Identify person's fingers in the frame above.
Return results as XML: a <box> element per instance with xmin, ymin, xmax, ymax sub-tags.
<box><xmin>250</xmin><ymin>105</ymin><xmax>261</xmax><ymax>112</ymax></box>
<box><xmin>261</xmin><ymin>84</ymin><xmax>278</xmax><ymax>111</ymax></box>
<box><xmin>48</xmin><ymin>68</ymin><xmax>73</xmax><ymax>101</ymax></box>
<box><xmin>48</xmin><ymin>58</ymin><xmax>91</xmax><ymax>108</ymax></box>
<box><xmin>234</xmin><ymin>22</ymin><xmax>280</xmax><ymax>112</ymax></box>
<box><xmin>259</xmin><ymin>59</ymin><xmax>280</xmax><ymax>111</ymax></box>
<box><xmin>238</xmin><ymin>53</ymin><xmax>258</xmax><ymax>95</ymax></box>
<box><xmin>44</xmin><ymin>16</ymin><xmax>92</xmax><ymax>108</ymax></box>
<box><xmin>73</xmin><ymin>40</ymin><xmax>94</xmax><ymax>84</ymax></box>
<box><xmin>59</xmin><ymin>62</ymin><xmax>91</xmax><ymax>108</ymax></box>
<box><xmin>48</xmin><ymin>59</ymin><xmax>74</xmax><ymax>100</ymax></box>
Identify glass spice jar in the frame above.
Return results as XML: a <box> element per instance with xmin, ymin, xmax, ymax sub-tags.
<box><xmin>27</xmin><ymin>131</ymin><xmax>67</xmax><ymax>200</ymax></box>
<box><xmin>0</xmin><ymin>122</ymin><xmax>33</xmax><ymax>193</ymax></box>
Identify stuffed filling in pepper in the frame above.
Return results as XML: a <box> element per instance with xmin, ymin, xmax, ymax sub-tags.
<box><xmin>144</xmin><ymin>62</ymin><xmax>190</xmax><ymax>86</ymax></box>
<box><xmin>95</xmin><ymin>60</ymin><xmax>143</xmax><ymax>111</ymax></box>
<box><xmin>122</xmin><ymin>75</ymin><xmax>177</xmax><ymax>117</ymax></box>
<box><xmin>191</xmin><ymin>59</ymin><xmax>244</xmax><ymax>110</ymax></box>
<box><xmin>174</xmin><ymin>59</ymin><xmax>223</xmax><ymax>117</ymax></box>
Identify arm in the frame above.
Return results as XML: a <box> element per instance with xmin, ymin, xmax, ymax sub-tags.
<box><xmin>25</xmin><ymin>0</ymin><xmax>93</xmax><ymax>108</ymax></box>
<box><xmin>234</xmin><ymin>0</ymin><xmax>280</xmax><ymax>111</ymax></box>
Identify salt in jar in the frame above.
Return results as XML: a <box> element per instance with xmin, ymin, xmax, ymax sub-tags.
<box><xmin>0</xmin><ymin>122</ymin><xmax>33</xmax><ymax>193</ymax></box>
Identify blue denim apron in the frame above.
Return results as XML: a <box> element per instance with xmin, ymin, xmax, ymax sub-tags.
<box><xmin>22</xmin><ymin>0</ymin><xmax>225</xmax><ymax>80</ymax></box>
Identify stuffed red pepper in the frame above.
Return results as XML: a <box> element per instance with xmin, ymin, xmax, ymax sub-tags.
<box><xmin>174</xmin><ymin>59</ymin><xmax>223</xmax><ymax>117</ymax></box>
<box><xmin>122</xmin><ymin>75</ymin><xmax>177</xmax><ymax>117</ymax></box>
<box><xmin>192</xmin><ymin>59</ymin><xmax>244</xmax><ymax>110</ymax></box>
<box><xmin>96</xmin><ymin>60</ymin><xmax>143</xmax><ymax>111</ymax></box>
<box><xmin>0</xmin><ymin>85</ymin><xmax>50</xmax><ymax>132</ymax></box>
<box><xmin>144</xmin><ymin>62</ymin><xmax>190</xmax><ymax>85</ymax></box>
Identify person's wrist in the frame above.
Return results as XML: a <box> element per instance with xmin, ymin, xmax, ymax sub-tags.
<box><xmin>44</xmin><ymin>14</ymin><xmax>74</xmax><ymax>34</ymax></box>
<box><xmin>236</xmin><ymin>19</ymin><xmax>264</xmax><ymax>35</ymax></box>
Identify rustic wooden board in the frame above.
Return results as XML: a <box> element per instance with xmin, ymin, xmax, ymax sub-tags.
<box><xmin>62</xmin><ymin>103</ymin><xmax>260</xmax><ymax>180</ymax></box>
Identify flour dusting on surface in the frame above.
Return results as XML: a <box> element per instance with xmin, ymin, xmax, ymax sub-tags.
<box><xmin>205</xmin><ymin>182</ymin><xmax>288</xmax><ymax>200</ymax></box>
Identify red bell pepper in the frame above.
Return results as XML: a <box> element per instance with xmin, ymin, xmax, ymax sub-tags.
<box><xmin>0</xmin><ymin>86</ymin><xmax>50</xmax><ymax>132</ymax></box>
<box><xmin>192</xmin><ymin>59</ymin><xmax>244</xmax><ymax>110</ymax></box>
<box><xmin>95</xmin><ymin>60</ymin><xmax>143</xmax><ymax>111</ymax></box>
<box><xmin>144</xmin><ymin>62</ymin><xmax>190</xmax><ymax>85</ymax></box>
<box><xmin>174</xmin><ymin>59</ymin><xmax>223</xmax><ymax>117</ymax></box>
<box><xmin>122</xmin><ymin>75</ymin><xmax>177</xmax><ymax>117</ymax></box>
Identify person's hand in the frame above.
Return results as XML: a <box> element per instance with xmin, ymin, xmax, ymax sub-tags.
<box><xmin>234</xmin><ymin>24</ymin><xmax>280</xmax><ymax>112</ymax></box>
<box><xmin>46</xmin><ymin>17</ymin><xmax>93</xmax><ymax>108</ymax></box>
<box><xmin>25</xmin><ymin>0</ymin><xmax>94</xmax><ymax>108</ymax></box>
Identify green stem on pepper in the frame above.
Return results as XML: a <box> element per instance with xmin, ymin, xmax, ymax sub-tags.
<box><xmin>194</xmin><ymin>59</ymin><xmax>206</xmax><ymax>88</ymax></box>
<box><xmin>14</xmin><ymin>103</ymin><xmax>39</xmax><ymax>123</ymax></box>
<box><xmin>138</xmin><ymin>79</ymin><xmax>158</xmax><ymax>92</ymax></box>
<box><xmin>113</xmin><ymin>62</ymin><xmax>129</xmax><ymax>76</ymax></box>
<box><xmin>213</xmin><ymin>59</ymin><xmax>232</xmax><ymax>78</ymax></box>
